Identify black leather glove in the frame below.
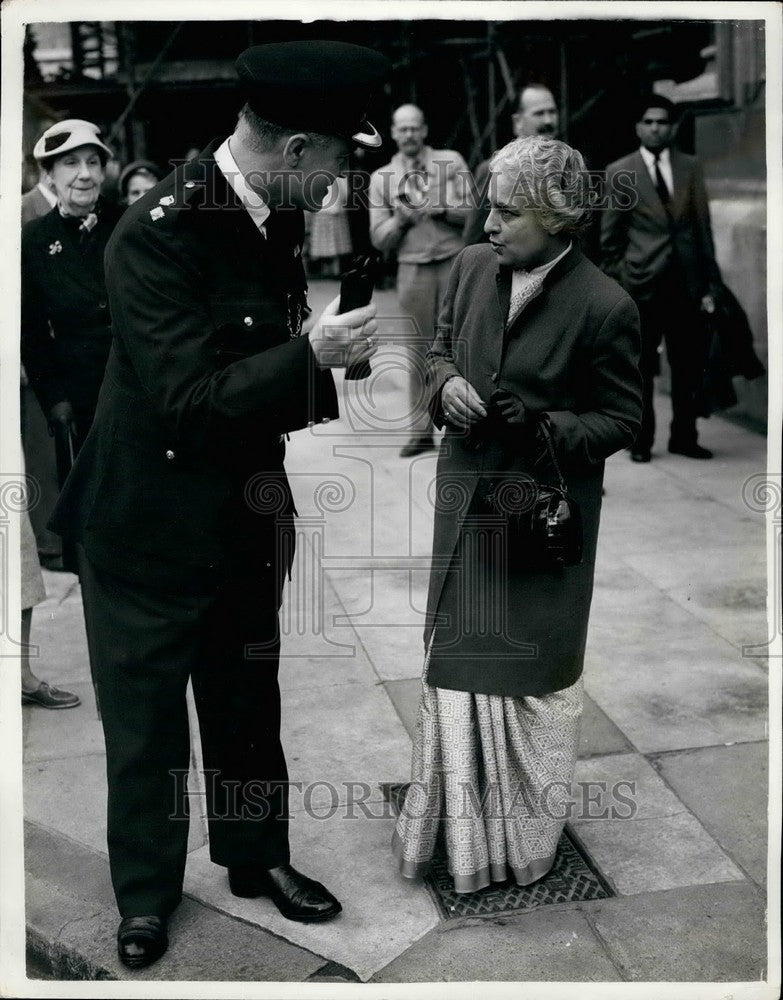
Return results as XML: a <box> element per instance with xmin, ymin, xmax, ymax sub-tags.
<box><xmin>489</xmin><ymin>388</ymin><xmax>528</xmax><ymax>426</ymax></box>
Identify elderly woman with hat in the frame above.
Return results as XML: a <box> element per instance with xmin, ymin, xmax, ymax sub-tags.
<box><xmin>21</xmin><ymin>119</ymin><xmax>123</xmax><ymax>485</ymax></box>
<box><xmin>393</xmin><ymin>136</ymin><xmax>642</xmax><ymax>895</ymax></box>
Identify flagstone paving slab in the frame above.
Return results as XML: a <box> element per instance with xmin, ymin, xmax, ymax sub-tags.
<box><xmin>577</xmin><ymin>693</ymin><xmax>634</xmax><ymax>758</ymax></box>
<box><xmin>24</xmin><ymin>755</ymin><xmax>108</xmax><ymax>857</ymax></box>
<box><xmin>583</xmin><ymin>634</ymin><xmax>768</xmax><ymax>753</ymax></box>
<box><xmin>572</xmin><ymin>752</ymin><xmax>686</xmax><ymax>822</ymax></box>
<box><xmin>184</xmin><ymin>807</ymin><xmax>440</xmax><ymax>982</ymax></box>
<box><xmin>384</xmin><ymin>677</ymin><xmax>422</xmax><ymax>741</ymax></box>
<box><xmin>571</xmin><ymin>810</ymin><xmax>744</xmax><ymax>895</ymax></box>
<box><xmin>280</xmin><ymin>682</ymin><xmax>411</xmax><ymax>807</ymax></box>
<box><xmin>29</xmin><ymin>588</ymin><xmax>92</xmax><ymax>687</ymax></box>
<box><xmin>24</xmin><ymin>822</ymin><xmax>325</xmax><ymax>983</ymax></box>
<box><xmin>22</xmin><ymin>681</ymin><xmax>103</xmax><ymax>762</ymax></box>
<box><xmin>649</xmin><ymin>742</ymin><xmax>769</xmax><ymax>885</ymax></box>
<box><xmin>585</xmin><ymin>881</ymin><xmax>767</xmax><ymax>981</ymax></box>
<box><xmin>369</xmin><ymin>907</ymin><xmax>622</xmax><ymax>982</ymax></box>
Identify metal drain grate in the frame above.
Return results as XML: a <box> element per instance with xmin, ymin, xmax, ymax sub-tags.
<box><xmin>382</xmin><ymin>782</ymin><xmax>614</xmax><ymax>920</ymax></box>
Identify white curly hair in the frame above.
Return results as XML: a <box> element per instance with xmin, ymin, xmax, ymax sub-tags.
<box><xmin>489</xmin><ymin>135</ymin><xmax>591</xmax><ymax>235</ymax></box>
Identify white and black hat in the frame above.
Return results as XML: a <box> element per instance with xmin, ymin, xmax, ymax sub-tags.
<box><xmin>34</xmin><ymin>119</ymin><xmax>113</xmax><ymax>165</ymax></box>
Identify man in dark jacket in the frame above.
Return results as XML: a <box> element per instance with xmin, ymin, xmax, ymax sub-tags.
<box><xmin>600</xmin><ymin>95</ymin><xmax>721</xmax><ymax>461</ymax></box>
<box><xmin>50</xmin><ymin>41</ymin><xmax>388</xmax><ymax>969</ymax></box>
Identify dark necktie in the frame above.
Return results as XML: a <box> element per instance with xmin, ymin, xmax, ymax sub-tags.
<box><xmin>653</xmin><ymin>154</ymin><xmax>671</xmax><ymax>208</ymax></box>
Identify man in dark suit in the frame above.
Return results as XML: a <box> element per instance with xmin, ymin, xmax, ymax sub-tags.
<box><xmin>601</xmin><ymin>95</ymin><xmax>721</xmax><ymax>461</ymax></box>
<box><xmin>50</xmin><ymin>41</ymin><xmax>388</xmax><ymax>969</ymax></box>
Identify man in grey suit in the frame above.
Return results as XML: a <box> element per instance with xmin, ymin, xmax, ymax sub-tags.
<box><xmin>601</xmin><ymin>95</ymin><xmax>721</xmax><ymax>461</ymax></box>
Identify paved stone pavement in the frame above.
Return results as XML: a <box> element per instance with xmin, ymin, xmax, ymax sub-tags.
<box><xmin>11</xmin><ymin>279</ymin><xmax>776</xmax><ymax>991</ymax></box>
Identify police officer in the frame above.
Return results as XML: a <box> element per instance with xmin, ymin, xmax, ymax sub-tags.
<box><xmin>51</xmin><ymin>41</ymin><xmax>389</xmax><ymax>969</ymax></box>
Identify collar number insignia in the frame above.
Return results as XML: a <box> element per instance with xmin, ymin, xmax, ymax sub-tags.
<box><xmin>150</xmin><ymin>206</ymin><xmax>165</xmax><ymax>221</ymax></box>
<box><xmin>159</xmin><ymin>195</ymin><xmax>175</xmax><ymax>206</ymax></box>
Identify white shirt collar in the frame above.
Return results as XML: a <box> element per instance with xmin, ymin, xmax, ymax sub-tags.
<box><xmin>214</xmin><ymin>137</ymin><xmax>271</xmax><ymax>236</ymax></box>
<box><xmin>639</xmin><ymin>145</ymin><xmax>670</xmax><ymax>170</ymax></box>
<box><xmin>639</xmin><ymin>145</ymin><xmax>673</xmax><ymax>195</ymax></box>
<box><xmin>37</xmin><ymin>181</ymin><xmax>58</xmax><ymax>208</ymax></box>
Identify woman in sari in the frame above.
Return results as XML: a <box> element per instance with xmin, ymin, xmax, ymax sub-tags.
<box><xmin>394</xmin><ymin>136</ymin><xmax>642</xmax><ymax>892</ymax></box>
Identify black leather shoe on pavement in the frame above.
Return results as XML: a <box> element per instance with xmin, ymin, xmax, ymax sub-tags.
<box><xmin>399</xmin><ymin>435</ymin><xmax>435</xmax><ymax>458</ymax></box>
<box><xmin>117</xmin><ymin>915</ymin><xmax>168</xmax><ymax>969</ymax></box>
<box><xmin>228</xmin><ymin>864</ymin><xmax>342</xmax><ymax>922</ymax></box>
<box><xmin>630</xmin><ymin>449</ymin><xmax>651</xmax><ymax>463</ymax></box>
<box><xmin>21</xmin><ymin>681</ymin><xmax>81</xmax><ymax>709</ymax></box>
<box><xmin>668</xmin><ymin>442</ymin><xmax>713</xmax><ymax>459</ymax></box>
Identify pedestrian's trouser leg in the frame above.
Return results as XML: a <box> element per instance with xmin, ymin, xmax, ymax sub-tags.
<box><xmin>79</xmin><ymin>554</ymin><xmax>211</xmax><ymax>917</ymax></box>
<box><xmin>397</xmin><ymin>262</ymin><xmax>440</xmax><ymax>437</ymax></box>
<box><xmin>665</xmin><ymin>293</ymin><xmax>704</xmax><ymax>448</ymax></box>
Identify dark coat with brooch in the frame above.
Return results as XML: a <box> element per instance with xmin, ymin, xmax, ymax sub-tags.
<box><xmin>21</xmin><ymin>198</ymin><xmax>123</xmax><ymax>431</ymax></box>
<box><xmin>50</xmin><ymin>142</ymin><xmax>338</xmax><ymax>589</ymax></box>
<box><xmin>424</xmin><ymin>243</ymin><xmax>642</xmax><ymax>697</ymax></box>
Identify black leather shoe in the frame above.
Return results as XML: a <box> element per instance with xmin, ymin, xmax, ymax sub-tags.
<box><xmin>399</xmin><ymin>435</ymin><xmax>435</xmax><ymax>458</ymax></box>
<box><xmin>117</xmin><ymin>915</ymin><xmax>168</xmax><ymax>969</ymax></box>
<box><xmin>630</xmin><ymin>449</ymin><xmax>651</xmax><ymax>463</ymax></box>
<box><xmin>21</xmin><ymin>680</ymin><xmax>81</xmax><ymax>709</ymax></box>
<box><xmin>228</xmin><ymin>864</ymin><xmax>342</xmax><ymax>922</ymax></box>
<box><xmin>668</xmin><ymin>442</ymin><xmax>713</xmax><ymax>459</ymax></box>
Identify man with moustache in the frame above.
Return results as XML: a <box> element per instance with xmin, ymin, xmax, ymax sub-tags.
<box><xmin>50</xmin><ymin>41</ymin><xmax>388</xmax><ymax>969</ymax></box>
<box><xmin>369</xmin><ymin>104</ymin><xmax>471</xmax><ymax>456</ymax></box>
<box><xmin>463</xmin><ymin>84</ymin><xmax>559</xmax><ymax>246</ymax></box>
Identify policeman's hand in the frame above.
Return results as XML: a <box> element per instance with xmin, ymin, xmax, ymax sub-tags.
<box><xmin>49</xmin><ymin>400</ymin><xmax>77</xmax><ymax>436</ymax></box>
<box><xmin>490</xmin><ymin>388</ymin><xmax>528</xmax><ymax>426</ymax></box>
<box><xmin>308</xmin><ymin>295</ymin><xmax>378</xmax><ymax>370</ymax></box>
<box><xmin>441</xmin><ymin>376</ymin><xmax>487</xmax><ymax>428</ymax></box>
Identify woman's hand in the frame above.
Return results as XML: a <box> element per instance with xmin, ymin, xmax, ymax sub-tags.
<box><xmin>441</xmin><ymin>376</ymin><xmax>487</xmax><ymax>428</ymax></box>
<box><xmin>489</xmin><ymin>388</ymin><xmax>528</xmax><ymax>426</ymax></box>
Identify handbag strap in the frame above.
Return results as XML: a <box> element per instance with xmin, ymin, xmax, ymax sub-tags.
<box><xmin>536</xmin><ymin>417</ymin><xmax>567</xmax><ymax>492</ymax></box>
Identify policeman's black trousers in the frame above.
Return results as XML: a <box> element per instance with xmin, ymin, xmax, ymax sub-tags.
<box><xmin>78</xmin><ymin>551</ymin><xmax>291</xmax><ymax>918</ymax></box>
<box><xmin>634</xmin><ymin>268</ymin><xmax>707</xmax><ymax>453</ymax></box>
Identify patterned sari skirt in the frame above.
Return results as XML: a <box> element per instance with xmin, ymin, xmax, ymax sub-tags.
<box><xmin>392</xmin><ymin>642</ymin><xmax>583</xmax><ymax>893</ymax></box>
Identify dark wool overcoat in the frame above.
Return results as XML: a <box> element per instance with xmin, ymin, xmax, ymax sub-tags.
<box><xmin>50</xmin><ymin>143</ymin><xmax>338</xmax><ymax>589</ymax></box>
<box><xmin>21</xmin><ymin>198</ymin><xmax>123</xmax><ymax>428</ymax></box>
<box><xmin>424</xmin><ymin>243</ymin><xmax>642</xmax><ymax>698</ymax></box>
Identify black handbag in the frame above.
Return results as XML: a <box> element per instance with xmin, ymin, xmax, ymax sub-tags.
<box><xmin>478</xmin><ymin>418</ymin><xmax>583</xmax><ymax>567</ymax></box>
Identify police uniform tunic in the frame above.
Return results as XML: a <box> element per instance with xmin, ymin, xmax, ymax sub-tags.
<box><xmin>50</xmin><ymin>143</ymin><xmax>338</xmax><ymax>917</ymax></box>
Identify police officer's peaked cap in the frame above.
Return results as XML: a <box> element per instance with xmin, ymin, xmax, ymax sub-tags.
<box><xmin>236</xmin><ymin>41</ymin><xmax>390</xmax><ymax>149</ymax></box>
